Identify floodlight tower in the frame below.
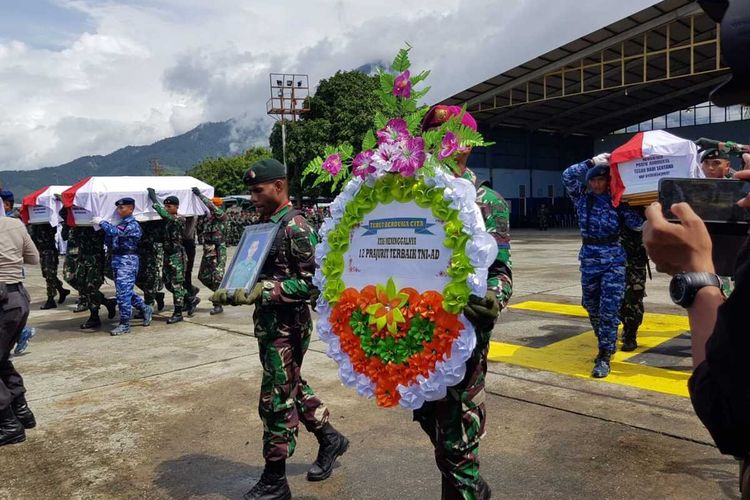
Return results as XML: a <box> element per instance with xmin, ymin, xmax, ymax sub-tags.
<box><xmin>266</xmin><ymin>73</ymin><xmax>311</xmax><ymax>167</ymax></box>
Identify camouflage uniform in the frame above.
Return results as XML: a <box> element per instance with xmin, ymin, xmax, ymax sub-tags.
<box><xmin>100</xmin><ymin>216</ymin><xmax>146</xmax><ymax>324</ymax></box>
<box><xmin>253</xmin><ymin>203</ymin><xmax>329</xmax><ymax>462</ymax></box>
<box><xmin>64</xmin><ymin>227</ymin><xmax>107</xmax><ymax>311</ymax></box>
<box><xmin>196</xmin><ymin>195</ymin><xmax>228</xmax><ymax>292</ymax></box>
<box><xmin>619</xmin><ymin>225</ymin><xmax>648</xmax><ymax>341</ymax></box>
<box><xmin>413</xmin><ymin>169</ymin><xmax>513</xmax><ymax>499</ymax></box>
<box><xmin>136</xmin><ymin>221</ymin><xmax>165</xmax><ymax>306</ymax></box>
<box><xmin>154</xmin><ymin>204</ymin><xmax>187</xmax><ymax>309</ymax></box>
<box><xmin>563</xmin><ymin>161</ymin><xmax>643</xmax><ymax>353</ymax></box>
<box><xmin>28</xmin><ymin>223</ymin><xmax>64</xmax><ymax>299</ymax></box>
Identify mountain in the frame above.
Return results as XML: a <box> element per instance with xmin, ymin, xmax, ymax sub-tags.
<box><xmin>0</xmin><ymin>120</ymin><xmax>264</xmax><ymax>198</ymax></box>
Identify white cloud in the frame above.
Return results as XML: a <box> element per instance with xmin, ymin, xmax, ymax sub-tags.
<box><xmin>0</xmin><ymin>0</ymin><xmax>656</xmax><ymax>171</ymax></box>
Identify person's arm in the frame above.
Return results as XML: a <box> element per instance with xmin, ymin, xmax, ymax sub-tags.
<box><xmin>485</xmin><ymin>195</ymin><xmax>513</xmax><ymax>310</ymax></box>
<box><xmin>687</xmin><ymin>287</ymin><xmax>724</xmax><ymax>367</ymax></box>
<box><xmin>562</xmin><ymin>161</ymin><xmax>588</xmax><ymax>203</ymax></box>
<box><xmin>259</xmin><ymin>215</ymin><xmax>317</xmax><ymax>305</ymax></box>
<box><xmin>21</xmin><ymin>227</ymin><xmax>40</xmax><ymax>265</ymax></box>
<box><xmin>193</xmin><ymin>187</ymin><xmax>226</xmax><ymax>219</ymax></box>
<box><xmin>622</xmin><ymin>205</ymin><xmax>644</xmax><ymax>232</ymax></box>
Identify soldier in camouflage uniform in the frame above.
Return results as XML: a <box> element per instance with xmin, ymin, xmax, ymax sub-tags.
<box><xmin>211</xmin><ymin>158</ymin><xmax>348</xmax><ymax>500</ymax></box>
<box><xmin>148</xmin><ymin>189</ymin><xmax>187</xmax><ymax>324</ymax></box>
<box><xmin>62</xmin><ymin>219</ymin><xmax>88</xmax><ymax>313</ymax></box>
<box><xmin>95</xmin><ymin>197</ymin><xmax>152</xmax><ymax>335</ymax></box>
<box><xmin>193</xmin><ymin>188</ymin><xmax>228</xmax><ymax>315</ymax></box>
<box><xmin>563</xmin><ymin>154</ymin><xmax>643</xmax><ymax>378</ymax></box>
<box><xmin>419</xmin><ymin>106</ymin><xmax>512</xmax><ymax>500</ymax></box>
<box><xmin>136</xmin><ymin>221</ymin><xmax>166</xmax><ymax>312</ymax></box>
<box><xmin>619</xmin><ymin>213</ymin><xmax>648</xmax><ymax>352</ymax></box>
<box><xmin>27</xmin><ymin>223</ymin><xmax>70</xmax><ymax>309</ymax></box>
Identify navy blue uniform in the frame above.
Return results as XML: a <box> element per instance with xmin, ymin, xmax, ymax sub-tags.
<box><xmin>563</xmin><ymin>161</ymin><xmax>643</xmax><ymax>353</ymax></box>
<box><xmin>100</xmin><ymin>216</ymin><xmax>146</xmax><ymax>324</ymax></box>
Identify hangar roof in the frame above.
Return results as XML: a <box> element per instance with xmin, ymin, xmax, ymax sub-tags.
<box><xmin>442</xmin><ymin>0</ymin><xmax>730</xmax><ymax>136</ymax></box>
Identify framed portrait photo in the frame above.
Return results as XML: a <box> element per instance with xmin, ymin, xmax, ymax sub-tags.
<box><xmin>220</xmin><ymin>222</ymin><xmax>280</xmax><ymax>292</ymax></box>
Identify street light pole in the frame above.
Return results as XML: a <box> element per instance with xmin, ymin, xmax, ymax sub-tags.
<box><xmin>267</xmin><ymin>73</ymin><xmax>310</xmax><ymax>169</ymax></box>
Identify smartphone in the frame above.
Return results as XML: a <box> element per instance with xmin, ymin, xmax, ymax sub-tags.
<box><xmin>658</xmin><ymin>178</ymin><xmax>750</xmax><ymax>223</ymax></box>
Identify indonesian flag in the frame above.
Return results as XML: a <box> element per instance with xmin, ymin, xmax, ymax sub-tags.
<box><xmin>20</xmin><ymin>185</ymin><xmax>70</xmax><ymax>225</ymax></box>
<box><xmin>609</xmin><ymin>130</ymin><xmax>701</xmax><ymax>207</ymax></box>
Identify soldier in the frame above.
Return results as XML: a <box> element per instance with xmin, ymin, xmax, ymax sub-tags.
<box><xmin>27</xmin><ymin>223</ymin><xmax>70</xmax><ymax>309</ymax></box>
<box><xmin>135</xmin><ymin>221</ymin><xmax>166</xmax><ymax>314</ymax></box>
<box><xmin>182</xmin><ymin>215</ymin><xmax>201</xmax><ymax>315</ymax></box>
<box><xmin>1</xmin><ymin>190</ymin><xmax>19</xmax><ymax>218</ymax></box>
<box><xmin>61</xmin><ymin>219</ymin><xmax>89</xmax><ymax>314</ymax></box>
<box><xmin>420</xmin><ymin>105</ymin><xmax>512</xmax><ymax>499</ymax></box>
<box><xmin>94</xmin><ymin>198</ymin><xmax>152</xmax><ymax>335</ymax></box>
<box><xmin>563</xmin><ymin>154</ymin><xmax>643</xmax><ymax>378</ymax></box>
<box><xmin>193</xmin><ymin>188</ymin><xmax>228</xmax><ymax>315</ymax></box>
<box><xmin>211</xmin><ymin>158</ymin><xmax>348</xmax><ymax>500</ymax></box>
<box><xmin>538</xmin><ymin>204</ymin><xmax>550</xmax><ymax>231</ymax></box>
<box><xmin>619</xmin><ymin>214</ymin><xmax>648</xmax><ymax>352</ymax></box>
<box><xmin>148</xmin><ymin>189</ymin><xmax>187</xmax><ymax>324</ymax></box>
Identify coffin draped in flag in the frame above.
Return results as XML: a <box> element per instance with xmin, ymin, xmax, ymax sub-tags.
<box><xmin>20</xmin><ymin>185</ymin><xmax>70</xmax><ymax>226</ymax></box>
<box><xmin>61</xmin><ymin>176</ymin><xmax>214</xmax><ymax>226</ymax></box>
<box><xmin>609</xmin><ymin>130</ymin><xmax>702</xmax><ymax>207</ymax></box>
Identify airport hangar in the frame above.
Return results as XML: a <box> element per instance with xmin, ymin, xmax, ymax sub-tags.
<box><xmin>441</xmin><ymin>0</ymin><xmax>750</xmax><ymax>228</ymax></box>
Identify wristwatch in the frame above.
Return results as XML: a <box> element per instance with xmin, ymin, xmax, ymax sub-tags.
<box><xmin>669</xmin><ymin>272</ymin><xmax>722</xmax><ymax>307</ymax></box>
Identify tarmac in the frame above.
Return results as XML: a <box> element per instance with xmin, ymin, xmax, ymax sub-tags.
<box><xmin>0</xmin><ymin>229</ymin><xmax>740</xmax><ymax>499</ymax></box>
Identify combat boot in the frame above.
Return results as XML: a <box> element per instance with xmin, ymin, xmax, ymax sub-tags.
<box><xmin>73</xmin><ymin>300</ymin><xmax>88</xmax><ymax>313</ymax></box>
<box><xmin>0</xmin><ymin>406</ymin><xmax>25</xmax><ymax>447</ymax></box>
<box><xmin>155</xmin><ymin>292</ymin><xmax>165</xmax><ymax>311</ymax></box>
<box><xmin>104</xmin><ymin>298</ymin><xmax>117</xmax><ymax>320</ymax></box>
<box><xmin>11</xmin><ymin>395</ymin><xmax>36</xmax><ymax>429</ymax></box>
<box><xmin>167</xmin><ymin>307</ymin><xmax>183</xmax><ymax>324</ymax></box>
<box><xmin>57</xmin><ymin>286</ymin><xmax>70</xmax><ymax>304</ymax></box>
<box><xmin>592</xmin><ymin>349</ymin><xmax>614</xmax><ymax>378</ymax></box>
<box><xmin>110</xmin><ymin>323</ymin><xmax>131</xmax><ymax>336</ymax></box>
<box><xmin>243</xmin><ymin>470</ymin><xmax>291</xmax><ymax>500</ymax></box>
<box><xmin>621</xmin><ymin>329</ymin><xmax>638</xmax><ymax>352</ymax></box>
<box><xmin>142</xmin><ymin>304</ymin><xmax>154</xmax><ymax>326</ymax></box>
<box><xmin>209</xmin><ymin>303</ymin><xmax>223</xmax><ymax>315</ymax></box>
<box><xmin>80</xmin><ymin>309</ymin><xmax>101</xmax><ymax>329</ymax></box>
<box><xmin>186</xmin><ymin>296</ymin><xmax>201</xmax><ymax>316</ymax></box>
<box><xmin>307</xmin><ymin>423</ymin><xmax>349</xmax><ymax>481</ymax></box>
<box><xmin>40</xmin><ymin>297</ymin><xmax>57</xmax><ymax>310</ymax></box>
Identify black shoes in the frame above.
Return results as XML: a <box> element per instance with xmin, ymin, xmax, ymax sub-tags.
<box><xmin>57</xmin><ymin>287</ymin><xmax>71</xmax><ymax>304</ymax></box>
<box><xmin>186</xmin><ymin>296</ymin><xmax>200</xmax><ymax>316</ymax></box>
<box><xmin>40</xmin><ymin>297</ymin><xmax>57</xmax><ymax>310</ymax></box>
<box><xmin>592</xmin><ymin>349</ymin><xmax>614</xmax><ymax>378</ymax></box>
<box><xmin>155</xmin><ymin>292</ymin><xmax>165</xmax><ymax>312</ymax></box>
<box><xmin>307</xmin><ymin>423</ymin><xmax>349</xmax><ymax>481</ymax></box>
<box><xmin>243</xmin><ymin>471</ymin><xmax>291</xmax><ymax>500</ymax></box>
<box><xmin>209</xmin><ymin>304</ymin><xmax>223</xmax><ymax>315</ymax></box>
<box><xmin>105</xmin><ymin>299</ymin><xmax>117</xmax><ymax>320</ymax></box>
<box><xmin>11</xmin><ymin>396</ymin><xmax>36</xmax><ymax>429</ymax></box>
<box><xmin>80</xmin><ymin>310</ymin><xmax>101</xmax><ymax>329</ymax></box>
<box><xmin>167</xmin><ymin>307</ymin><xmax>183</xmax><ymax>324</ymax></box>
<box><xmin>621</xmin><ymin>334</ymin><xmax>638</xmax><ymax>352</ymax></box>
<box><xmin>441</xmin><ymin>475</ymin><xmax>491</xmax><ymax>500</ymax></box>
<box><xmin>0</xmin><ymin>406</ymin><xmax>25</xmax><ymax>447</ymax></box>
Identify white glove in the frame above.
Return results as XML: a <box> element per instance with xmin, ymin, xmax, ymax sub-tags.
<box><xmin>592</xmin><ymin>153</ymin><xmax>611</xmax><ymax>166</ymax></box>
<box><xmin>91</xmin><ymin>216</ymin><xmax>103</xmax><ymax>225</ymax></box>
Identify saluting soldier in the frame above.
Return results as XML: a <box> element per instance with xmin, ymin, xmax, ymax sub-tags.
<box><xmin>211</xmin><ymin>158</ymin><xmax>348</xmax><ymax>500</ymax></box>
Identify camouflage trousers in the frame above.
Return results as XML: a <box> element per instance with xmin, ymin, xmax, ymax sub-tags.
<box><xmin>256</xmin><ymin>313</ymin><xmax>329</xmax><ymax>462</ymax></box>
<box><xmin>39</xmin><ymin>250</ymin><xmax>63</xmax><ymax>298</ymax></box>
<box><xmin>137</xmin><ymin>244</ymin><xmax>164</xmax><ymax>305</ymax></box>
<box><xmin>619</xmin><ymin>264</ymin><xmax>647</xmax><ymax>338</ymax></box>
<box><xmin>113</xmin><ymin>255</ymin><xmax>145</xmax><ymax>324</ymax></box>
<box><xmin>413</xmin><ymin>330</ymin><xmax>489</xmax><ymax>499</ymax></box>
<box><xmin>198</xmin><ymin>243</ymin><xmax>227</xmax><ymax>292</ymax></box>
<box><xmin>581</xmin><ymin>262</ymin><xmax>626</xmax><ymax>352</ymax></box>
<box><xmin>163</xmin><ymin>250</ymin><xmax>187</xmax><ymax>309</ymax></box>
<box><xmin>64</xmin><ymin>253</ymin><xmax>106</xmax><ymax>310</ymax></box>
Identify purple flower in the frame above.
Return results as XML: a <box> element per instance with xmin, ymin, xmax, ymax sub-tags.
<box><xmin>393</xmin><ymin>70</ymin><xmax>411</xmax><ymax>98</ymax></box>
<box><xmin>392</xmin><ymin>137</ymin><xmax>425</xmax><ymax>177</ymax></box>
<box><xmin>376</xmin><ymin>118</ymin><xmax>410</xmax><ymax>145</ymax></box>
<box><xmin>352</xmin><ymin>150</ymin><xmax>376</xmax><ymax>178</ymax></box>
<box><xmin>322</xmin><ymin>153</ymin><xmax>343</xmax><ymax>176</ymax></box>
<box><xmin>438</xmin><ymin>131</ymin><xmax>459</xmax><ymax>160</ymax></box>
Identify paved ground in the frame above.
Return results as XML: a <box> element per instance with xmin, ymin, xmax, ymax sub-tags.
<box><xmin>1</xmin><ymin>229</ymin><xmax>740</xmax><ymax>499</ymax></box>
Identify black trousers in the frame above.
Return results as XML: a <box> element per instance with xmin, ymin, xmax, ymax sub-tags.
<box><xmin>182</xmin><ymin>238</ymin><xmax>197</xmax><ymax>296</ymax></box>
<box><xmin>0</xmin><ymin>284</ymin><xmax>30</xmax><ymax>410</ymax></box>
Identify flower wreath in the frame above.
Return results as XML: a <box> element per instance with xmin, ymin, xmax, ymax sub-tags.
<box><xmin>305</xmin><ymin>46</ymin><xmax>497</xmax><ymax>409</ymax></box>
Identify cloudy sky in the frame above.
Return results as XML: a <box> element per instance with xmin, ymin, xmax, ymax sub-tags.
<box><xmin>0</xmin><ymin>0</ymin><xmax>657</xmax><ymax>171</ymax></box>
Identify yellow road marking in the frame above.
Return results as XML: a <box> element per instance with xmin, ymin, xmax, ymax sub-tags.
<box><xmin>488</xmin><ymin>301</ymin><xmax>691</xmax><ymax>397</ymax></box>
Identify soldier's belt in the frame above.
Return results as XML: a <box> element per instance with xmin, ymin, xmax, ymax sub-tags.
<box><xmin>582</xmin><ymin>235</ymin><xmax>619</xmax><ymax>245</ymax></box>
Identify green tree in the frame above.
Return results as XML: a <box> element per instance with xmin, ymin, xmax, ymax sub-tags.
<box><xmin>188</xmin><ymin>146</ymin><xmax>272</xmax><ymax>196</ymax></box>
<box><xmin>269</xmin><ymin>70</ymin><xmax>381</xmax><ymax>199</ymax></box>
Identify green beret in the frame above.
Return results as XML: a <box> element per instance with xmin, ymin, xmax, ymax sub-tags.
<box><xmin>700</xmin><ymin>148</ymin><xmax>730</xmax><ymax>162</ymax></box>
<box><xmin>164</xmin><ymin>195</ymin><xmax>180</xmax><ymax>206</ymax></box>
<box><xmin>243</xmin><ymin>158</ymin><xmax>287</xmax><ymax>186</ymax></box>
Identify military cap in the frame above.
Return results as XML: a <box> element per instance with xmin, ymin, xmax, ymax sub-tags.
<box><xmin>0</xmin><ymin>190</ymin><xmax>14</xmax><ymax>203</ymax></box>
<box><xmin>115</xmin><ymin>197</ymin><xmax>135</xmax><ymax>206</ymax></box>
<box><xmin>585</xmin><ymin>165</ymin><xmax>610</xmax><ymax>182</ymax></box>
<box><xmin>164</xmin><ymin>195</ymin><xmax>180</xmax><ymax>205</ymax></box>
<box><xmin>243</xmin><ymin>158</ymin><xmax>287</xmax><ymax>186</ymax></box>
<box><xmin>700</xmin><ymin>147</ymin><xmax>730</xmax><ymax>162</ymax></box>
